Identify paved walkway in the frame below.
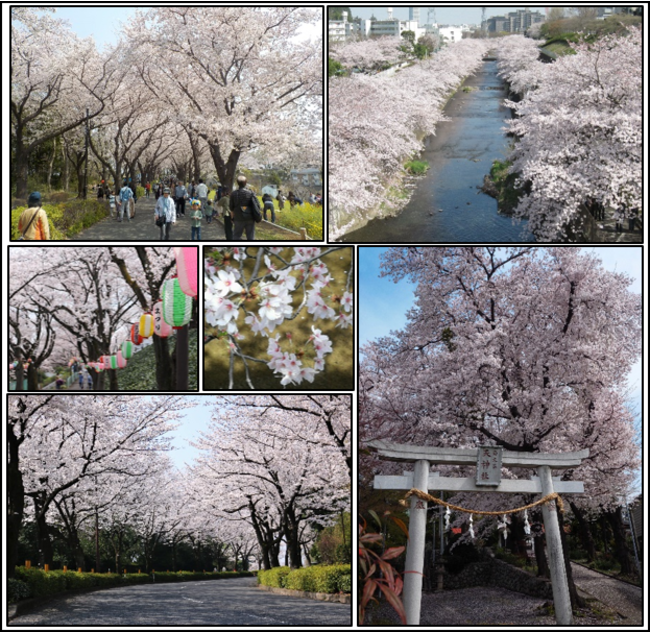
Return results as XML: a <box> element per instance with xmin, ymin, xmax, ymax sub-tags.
<box><xmin>71</xmin><ymin>196</ymin><xmax>225</xmax><ymax>241</ymax></box>
<box><xmin>9</xmin><ymin>578</ymin><xmax>351</xmax><ymax>626</ymax></box>
<box><xmin>570</xmin><ymin>562</ymin><xmax>643</xmax><ymax>625</ymax></box>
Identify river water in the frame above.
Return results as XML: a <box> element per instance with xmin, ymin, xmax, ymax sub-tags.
<box><xmin>341</xmin><ymin>60</ymin><xmax>535</xmax><ymax>243</ymax></box>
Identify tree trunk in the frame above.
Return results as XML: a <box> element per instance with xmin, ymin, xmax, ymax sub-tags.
<box><xmin>14</xmin><ymin>133</ymin><xmax>29</xmax><ymax>199</ymax></box>
<box><xmin>570</xmin><ymin>502</ymin><xmax>596</xmax><ymax>563</ymax></box>
<box><xmin>34</xmin><ymin>497</ymin><xmax>54</xmax><ymax>567</ymax></box>
<box><xmin>27</xmin><ymin>364</ymin><xmax>39</xmax><ymax>391</ymax></box>
<box><xmin>153</xmin><ymin>336</ymin><xmax>173</xmax><ymax>390</ymax></box>
<box><xmin>15</xmin><ymin>361</ymin><xmax>25</xmax><ymax>391</ymax></box>
<box><xmin>47</xmin><ymin>137</ymin><xmax>57</xmax><ymax>193</ymax></box>
<box><xmin>605</xmin><ymin>508</ymin><xmax>635</xmax><ymax>576</ymax></box>
<box><xmin>175</xmin><ymin>326</ymin><xmax>189</xmax><ymax>390</ymax></box>
<box><xmin>533</xmin><ymin>511</ymin><xmax>550</xmax><ymax>579</ymax></box>
<box><xmin>208</xmin><ymin>142</ymin><xmax>240</xmax><ymax>192</ymax></box>
<box><xmin>109</xmin><ymin>368</ymin><xmax>119</xmax><ymax>391</ymax></box>
<box><xmin>7</xmin><ymin>429</ymin><xmax>25</xmax><ymax>578</ymax></box>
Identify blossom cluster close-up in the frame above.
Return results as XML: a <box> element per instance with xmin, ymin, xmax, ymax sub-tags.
<box><xmin>204</xmin><ymin>247</ymin><xmax>354</xmax><ymax>390</ymax></box>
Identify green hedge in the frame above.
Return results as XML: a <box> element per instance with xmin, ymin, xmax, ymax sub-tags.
<box><xmin>257</xmin><ymin>564</ymin><xmax>351</xmax><ymax>594</ymax></box>
<box><xmin>12</xmin><ymin>567</ymin><xmax>254</xmax><ymax>602</ymax></box>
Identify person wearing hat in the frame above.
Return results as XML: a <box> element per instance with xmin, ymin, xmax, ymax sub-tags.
<box><xmin>190</xmin><ymin>198</ymin><xmax>203</xmax><ymax>240</ymax></box>
<box><xmin>18</xmin><ymin>192</ymin><xmax>50</xmax><ymax>240</ymax></box>
<box><xmin>154</xmin><ymin>186</ymin><xmax>176</xmax><ymax>240</ymax></box>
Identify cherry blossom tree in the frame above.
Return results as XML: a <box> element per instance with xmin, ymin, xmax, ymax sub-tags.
<box><xmin>6</xmin><ymin>395</ymin><xmax>185</xmax><ymax>577</ymax></box>
<box><xmin>204</xmin><ymin>247</ymin><xmax>353</xmax><ymax>389</ymax></box>
<box><xmin>360</xmin><ymin>247</ymin><xmax>641</xmax><ymax>595</ymax></box>
<box><xmin>330</xmin><ymin>36</ymin><xmax>406</xmax><ymax>71</ymax></box>
<box><xmin>123</xmin><ymin>7</ymin><xmax>322</xmax><ymax>191</ymax></box>
<box><xmin>498</xmin><ymin>30</ymin><xmax>642</xmax><ymax>241</ymax></box>
<box><xmin>11</xmin><ymin>8</ymin><xmax>119</xmax><ymax>197</ymax></box>
<box><xmin>192</xmin><ymin>399</ymin><xmax>350</xmax><ymax>569</ymax></box>
<box><xmin>329</xmin><ymin>39</ymin><xmax>490</xmax><ymax>238</ymax></box>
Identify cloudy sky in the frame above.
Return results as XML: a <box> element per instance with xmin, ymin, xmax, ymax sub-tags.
<box><xmin>348</xmin><ymin>6</ymin><xmax>545</xmax><ymax>26</ymax></box>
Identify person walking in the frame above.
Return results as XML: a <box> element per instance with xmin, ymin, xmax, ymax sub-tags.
<box><xmin>18</xmin><ymin>192</ymin><xmax>51</xmax><ymax>240</ymax></box>
<box><xmin>196</xmin><ymin>179</ymin><xmax>209</xmax><ymax>217</ymax></box>
<box><xmin>229</xmin><ymin>176</ymin><xmax>259</xmax><ymax>241</ymax></box>
<box><xmin>145</xmin><ymin>182</ymin><xmax>151</xmax><ymax>198</ymax></box>
<box><xmin>262</xmin><ymin>193</ymin><xmax>275</xmax><ymax>222</ymax></box>
<box><xmin>118</xmin><ymin>181</ymin><xmax>134</xmax><ymax>222</ymax></box>
<box><xmin>190</xmin><ymin>199</ymin><xmax>203</xmax><ymax>240</ymax></box>
<box><xmin>217</xmin><ymin>190</ymin><xmax>233</xmax><ymax>240</ymax></box>
<box><xmin>204</xmin><ymin>198</ymin><xmax>214</xmax><ymax>224</ymax></box>
<box><xmin>174</xmin><ymin>181</ymin><xmax>187</xmax><ymax>217</ymax></box>
<box><xmin>86</xmin><ymin>372</ymin><xmax>93</xmax><ymax>390</ymax></box>
<box><xmin>154</xmin><ymin>187</ymin><xmax>176</xmax><ymax>240</ymax></box>
<box><xmin>277</xmin><ymin>189</ymin><xmax>286</xmax><ymax>211</ymax></box>
<box><xmin>78</xmin><ymin>371</ymin><xmax>84</xmax><ymax>390</ymax></box>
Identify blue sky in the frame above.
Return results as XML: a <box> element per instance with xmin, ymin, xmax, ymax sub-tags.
<box><xmin>167</xmin><ymin>397</ymin><xmax>213</xmax><ymax>469</ymax></box>
<box><xmin>348</xmin><ymin>6</ymin><xmax>541</xmax><ymax>26</ymax></box>
<box><xmin>45</xmin><ymin>7</ymin><xmax>138</xmax><ymax>49</ymax></box>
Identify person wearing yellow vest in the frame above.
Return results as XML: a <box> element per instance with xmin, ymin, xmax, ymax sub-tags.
<box><xmin>18</xmin><ymin>192</ymin><xmax>50</xmax><ymax>240</ymax></box>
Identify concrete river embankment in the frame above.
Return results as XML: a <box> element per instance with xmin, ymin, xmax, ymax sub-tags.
<box><xmin>342</xmin><ymin>60</ymin><xmax>534</xmax><ymax>243</ymax></box>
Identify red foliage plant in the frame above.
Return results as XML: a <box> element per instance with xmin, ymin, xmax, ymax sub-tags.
<box><xmin>358</xmin><ymin>512</ymin><xmax>408</xmax><ymax>625</ymax></box>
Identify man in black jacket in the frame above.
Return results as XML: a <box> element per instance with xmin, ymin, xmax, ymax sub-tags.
<box><xmin>229</xmin><ymin>175</ymin><xmax>257</xmax><ymax>240</ymax></box>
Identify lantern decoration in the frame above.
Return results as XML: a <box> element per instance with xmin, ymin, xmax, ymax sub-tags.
<box><xmin>153</xmin><ymin>300</ymin><xmax>172</xmax><ymax>338</ymax></box>
<box><xmin>107</xmin><ymin>355</ymin><xmax>119</xmax><ymax>370</ymax></box>
<box><xmin>162</xmin><ymin>278</ymin><xmax>193</xmax><ymax>328</ymax></box>
<box><xmin>139</xmin><ymin>312</ymin><xmax>155</xmax><ymax>338</ymax></box>
<box><xmin>96</xmin><ymin>363</ymin><xmax>104</xmax><ymax>373</ymax></box>
<box><xmin>121</xmin><ymin>341</ymin><xmax>134</xmax><ymax>359</ymax></box>
<box><xmin>130</xmin><ymin>324</ymin><xmax>144</xmax><ymax>345</ymax></box>
<box><xmin>117</xmin><ymin>351</ymin><xmax>127</xmax><ymax>369</ymax></box>
<box><xmin>174</xmin><ymin>247</ymin><xmax>198</xmax><ymax>298</ymax></box>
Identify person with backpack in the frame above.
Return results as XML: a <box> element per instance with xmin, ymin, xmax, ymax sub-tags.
<box><xmin>174</xmin><ymin>181</ymin><xmax>187</xmax><ymax>217</ymax></box>
<box><xmin>118</xmin><ymin>181</ymin><xmax>134</xmax><ymax>222</ymax></box>
<box><xmin>86</xmin><ymin>373</ymin><xmax>93</xmax><ymax>390</ymax></box>
<box><xmin>229</xmin><ymin>176</ymin><xmax>261</xmax><ymax>240</ymax></box>
<box><xmin>18</xmin><ymin>192</ymin><xmax>51</xmax><ymax>240</ymax></box>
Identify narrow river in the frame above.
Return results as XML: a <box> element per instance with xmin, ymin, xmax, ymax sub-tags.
<box><xmin>341</xmin><ymin>60</ymin><xmax>534</xmax><ymax>243</ymax></box>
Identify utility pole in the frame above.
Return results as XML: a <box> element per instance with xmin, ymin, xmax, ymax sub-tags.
<box><xmin>482</xmin><ymin>8</ymin><xmax>487</xmax><ymax>37</ymax></box>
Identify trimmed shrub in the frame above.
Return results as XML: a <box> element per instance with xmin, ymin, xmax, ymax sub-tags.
<box><xmin>285</xmin><ymin>567</ymin><xmax>316</xmax><ymax>592</ymax></box>
<box><xmin>8</xmin><ymin>578</ymin><xmax>32</xmax><ymax>603</ymax></box>
<box><xmin>11</xmin><ymin>567</ymin><xmax>253</xmax><ymax>604</ymax></box>
<box><xmin>257</xmin><ymin>566</ymin><xmax>291</xmax><ymax>588</ymax></box>
<box><xmin>257</xmin><ymin>565</ymin><xmax>351</xmax><ymax>594</ymax></box>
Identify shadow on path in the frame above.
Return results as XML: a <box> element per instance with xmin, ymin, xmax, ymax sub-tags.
<box><xmin>9</xmin><ymin>577</ymin><xmax>351</xmax><ymax>626</ymax></box>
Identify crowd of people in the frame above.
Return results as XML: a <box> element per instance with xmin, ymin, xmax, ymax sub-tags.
<box><xmin>17</xmin><ymin>176</ymin><xmax>323</xmax><ymax>242</ymax></box>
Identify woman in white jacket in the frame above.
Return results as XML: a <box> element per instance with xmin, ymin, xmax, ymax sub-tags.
<box><xmin>154</xmin><ymin>187</ymin><xmax>177</xmax><ymax>240</ymax></box>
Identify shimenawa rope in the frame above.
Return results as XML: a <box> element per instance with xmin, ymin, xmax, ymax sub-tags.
<box><xmin>399</xmin><ymin>488</ymin><xmax>565</xmax><ymax>515</ymax></box>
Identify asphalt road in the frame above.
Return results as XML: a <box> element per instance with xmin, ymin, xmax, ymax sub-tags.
<box><xmin>9</xmin><ymin>578</ymin><xmax>351</xmax><ymax>626</ymax></box>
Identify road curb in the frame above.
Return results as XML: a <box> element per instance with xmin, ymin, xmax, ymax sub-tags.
<box><xmin>257</xmin><ymin>584</ymin><xmax>351</xmax><ymax>604</ymax></box>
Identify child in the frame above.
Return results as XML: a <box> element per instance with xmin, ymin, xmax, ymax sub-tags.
<box><xmin>204</xmin><ymin>197</ymin><xmax>214</xmax><ymax>224</ymax></box>
<box><xmin>190</xmin><ymin>199</ymin><xmax>203</xmax><ymax>240</ymax></box>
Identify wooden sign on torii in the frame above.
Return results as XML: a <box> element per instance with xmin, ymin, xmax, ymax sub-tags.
<box><xmin>367</xmin><ymin>440</ymin><xmax>589</xmax><ymax>626</ymax></box>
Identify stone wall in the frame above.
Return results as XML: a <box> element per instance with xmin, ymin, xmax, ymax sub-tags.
<box><xmin>440</xmin><ymin>558</ymin><xmax>553</xmax><ymax>599</ymax></box>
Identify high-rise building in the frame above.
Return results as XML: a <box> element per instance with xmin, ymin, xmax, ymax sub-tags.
<box><xmin>409</xmin><ymin>8</ymin><xmax>420</xmax><ymax>25</ymax></box>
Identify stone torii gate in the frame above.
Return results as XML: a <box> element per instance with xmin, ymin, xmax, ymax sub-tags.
<box><xmin>367</xmin><ymin>440</ymin><xmax>589</xmax><ymax>626</ymax></box>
